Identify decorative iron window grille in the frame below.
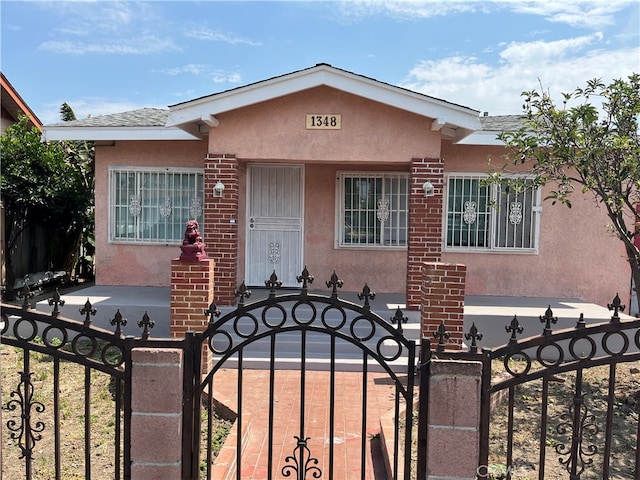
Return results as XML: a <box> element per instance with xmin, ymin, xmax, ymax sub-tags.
<box><xmin>110</xmin><ymin>167</ymin><xmax>204</xmax><ymax>243</ymax></box>
<box><xmin>337</xmin><ymin>172</ymin><xmax>409</xmax><ymax>247</ymax></box>
<box><xmin>445</xmin><ymin>174</ymin><xmax>541</xmax><ymax>252</ymax></box>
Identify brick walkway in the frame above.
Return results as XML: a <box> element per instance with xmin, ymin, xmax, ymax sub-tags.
<box><xmin>211</xmin><ymin>368</ymin><xmax>400</xmax><ymax>480</ymax></box>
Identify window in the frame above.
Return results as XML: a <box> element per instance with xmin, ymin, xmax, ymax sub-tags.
<box><xmin>337</xmin><ymin>172</ymin><xmax>408</xmax><ymax>248</ymax></box>
<box><xmin>445</xmin><ymin>174</ymin><xmax>541</xmax><ymax>252</ymax></box>
<box><xmin>110</xmin><ymin>167</ymin><xmax>204</xmax><ymax>243</ymax></box>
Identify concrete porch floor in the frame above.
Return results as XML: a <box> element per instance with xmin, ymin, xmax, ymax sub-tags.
<box><xmin>35</xmin><ymin>284</ymin><xmax>633</xmax><ymax>348</ymax></box>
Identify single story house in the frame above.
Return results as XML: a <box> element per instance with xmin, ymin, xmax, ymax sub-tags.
<box><xmin>42</xmin><ymin>64</ymin><xmax>630</xmax><ymax>310</ymax></box>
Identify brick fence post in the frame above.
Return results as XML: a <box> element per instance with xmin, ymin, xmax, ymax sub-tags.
<box><xmin>427</xmin><ymin>359</ymin><xmax>482</xmax><ymax>480</ymax></box>
<box><xmin>130</xmin><ymin>348</ymin><xmax>183</xmax><ymax>480</ymax></box>
<box><xmin>170</xmin><ymin>258</ymin><xmax>214</xmax><ymax>368</ymax></box>
<box><xmin>421</xmin><ymin>262</ymin><xmax>466</xmax><ymax>349</ymax></box>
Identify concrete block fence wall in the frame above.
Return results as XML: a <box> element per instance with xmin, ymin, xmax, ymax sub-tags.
<box><xmin>130</xmin><ymin>348</ymin><xmax>184</xmax><ymax>480</ymax></box>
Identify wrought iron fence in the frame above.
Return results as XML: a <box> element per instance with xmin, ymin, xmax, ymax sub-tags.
<box><xmin>435</xmin><ymin>293</ymin><xmax>640</xmax><ymax>480</ymax></box>
<box><xmin>1</xmin><ymin>288</ymin><xmax>157</xmax><ymax>480</ymax></box>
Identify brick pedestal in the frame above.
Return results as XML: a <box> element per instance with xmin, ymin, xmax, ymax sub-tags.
<box><xmin>170</xmin><ymin>258</ymin><xmax>215</xmax><ymax>367</ymax></box>
<box><xmin>421</xmin><ymin>262</ymin><xmax>466</xmax><ymax>350</ymax></box>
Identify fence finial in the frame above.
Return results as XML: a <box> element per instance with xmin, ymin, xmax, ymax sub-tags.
<box><xmin>265</xmin><ymin>271</ymin><xmax>282</xmax><ymax>297</ymax></box>
<box><xmin>433</xmin><ymin>321</ymin><xmax>450</xmax><ymax>352</ymax></box>
<box><xmin>297</xmin><ymin>266</ymin><xmax>314</xmax><ymax>294</ymax></box>
<box><xmin>48</xmin><ymin>288</ymin><xmax>65</xmax><ymax>317</ymax></box>
<box><xmin>326</xmin><ymin>271</ymin><xmax>343</xmax><ymax>298</ymax></box>
<box><xmin>138</xmin><ymin>311</ymin><xmax>155</xmax><ymax>340</ymax></box>
<box><xmin>79</xmin><ymin>298</ymin><xmax>97</xmax><ymax>326</ymax></box>
<box><xmin>465</xmin><ymin>322</ymin><xmax>483</xmax><ymax>353</ymax></box>
<box><xmin>110</xmin><ymin>309</ymin><xmax>127</xmax><ymax>336</ymax></box>
<box><xmin>607</xmin><ymin>293</ymin><xmax>625</xmax><ymax>323</ymax></box>
<box><xmin>391</xmin><ymin>306</ymin><xmax>407</xmax><ymax>335</ymax></box>
<box><xmin>204</xmin><ymin>301</ymin><xmax>220</xmax><ymax>324</ymax></box>
<box><xmin>539</xmin><ymin>305</ymin><xmax>557</xmax><ymax>335</ymax></box>
<box><xmin>506</xmin><ymin>315</ymin><xmax>524</xmax><ymax>343</ymax></box>
<box><xmin>358</xmin><ymin>283</ymin><xmax>375</xmax><ymax>310</ymax></box>
<box><xmin>235</xmin><ymin>282</ymin><xmax>252</xmax><ymax>306</ymax></box>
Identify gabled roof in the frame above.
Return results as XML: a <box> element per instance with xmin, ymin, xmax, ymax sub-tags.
<box><xmin>1</xmin><ymin>72</ymin><xmax>42</xmax><ymax>131</ymax></box>
<box><xmin>167</xmin><ymin>63</ymin><xmax>482</xmax><ymax>142</ymax></box>
<box><xmin>41</xmin><ymin>64</ymin><xmax>523</xmax><ymax>144</ymax></box>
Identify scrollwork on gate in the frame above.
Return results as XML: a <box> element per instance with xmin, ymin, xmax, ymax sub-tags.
<box><xmin>555</xmin><ymin>394</ymin><xmax>599</xmax><ymax>477</ymax></box>
<box><xmin>281</xmin><ymin>436</ymin><xmax>322</xmax><ymax>479</ymax></box>
<box><xmin>6</xmin><ymin>371</ymin><xmax>46</xmax><ymax>460</ymax></box>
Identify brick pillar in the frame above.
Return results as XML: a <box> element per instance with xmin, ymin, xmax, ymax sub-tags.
<box><xmin>170</xmin><ymin>258</ymin><xmax>214</xmax><ymax>367</ymax></box>
<box><xmin>131</xmin><ymin>348</ymin><xmax>183</xmax><ymax>480</ymax></box>
<box><xmin>421</xmin><ymin>262</ymin><xmax>466</xmax><ymax>350</ymax></box>
<box><xmin>427</xmin><ymin>359</ymin><xmax>482</xmax><ymax>480</ymax></box>
<box><xmin>407</xmin><ymin>157</ymin><xmax>443</xmax><ymax>309</ymax></box>
<box><xmin>204</xmin><ymin>153</ymin><xmax>238</xmax><ymax>305</ymax></box>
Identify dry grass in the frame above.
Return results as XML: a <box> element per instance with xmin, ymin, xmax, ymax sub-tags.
<box><xmin>488</xmin><ymin>360</ymin><xmax>640</xmax><ymax>479</ymax></box>
<box><xmin>1</xmin><ymin>343</ymin><xmax>232</xmax><ymax>480</ymax></box>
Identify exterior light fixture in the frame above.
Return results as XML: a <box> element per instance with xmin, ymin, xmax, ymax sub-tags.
<box><xmin>422</xmin><ymin>181</ymin><xmax>435</xmax><ymax>197</ymax></box>
<box><xmin>213</xmin><ymin>181</ymin><xmax>225</xmax><ymax>197</ymax></box>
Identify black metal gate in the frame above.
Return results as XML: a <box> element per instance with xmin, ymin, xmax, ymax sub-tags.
<box><xmin>183</xmin><ymin>268</ymin><xmax>427</xmax><ymax>480</ymax></box>
<box><xmin>1</xmin><ymin>297</ymin><xmax>135</xmax><ymax>480</ymax></box>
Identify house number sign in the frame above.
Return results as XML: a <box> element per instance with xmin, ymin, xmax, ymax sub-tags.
<box><xmin>306</xmin><ymin>114</ymin><xmax>341</xmax><ymax>130</ymax></box>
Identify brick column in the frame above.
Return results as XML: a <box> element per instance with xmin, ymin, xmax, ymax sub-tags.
<box><xmin>170</xmin><ymin>258</ymin><xmax>214</xmax><ymax>367</ymax></box>
<box><xmin>427</xmin><ymin>359</ymin><xmax>482</xmax><ymax>480</ymax></box>
<box><xmin>131</xmin><ymin>348</ymin><xmax>183</xmax><ymax>480</ymax></box>
<box><xmin>204</xmin><ymin>153</ymin><xmax>238</xmax><ymax>305</ymax></box>
<box><xmin>421</xmin><ymin>262</ymin><xmax>466</xmax><ymax>350</ymax></box>
<box><xmin>407</xmin><ymin>157</ymin><xmax>443</xmax><ymax>309</ymax></box>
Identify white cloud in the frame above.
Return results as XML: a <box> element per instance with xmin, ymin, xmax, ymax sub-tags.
<box><xmin>401</xmin><ymin>35</ymin><xmax>639</xmax><ymax>114</ymax></box>
<box><xmin>339</xmin><ymin>0</ymin><xmax>636</xmax><ymax>29</ymax></box>
<box><xmin>38</xmin><ymin>35</ymin><xmax>181</xmax><ymax>55</ymax></box>
<box><xmin>156</xmin><ymin>64</ymin><xmax>243</xmax><ymax>84</ymax></box>
<box><xmin>184</xmin><ymin>25</ymin><xmax>262</xmax><ymax>46</ymax></box>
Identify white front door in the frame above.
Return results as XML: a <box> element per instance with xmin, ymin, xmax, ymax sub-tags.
<box><xmin>246</xmin><ymin>164</ymin><xmax>303</xmax><ymax>287</ymax></box>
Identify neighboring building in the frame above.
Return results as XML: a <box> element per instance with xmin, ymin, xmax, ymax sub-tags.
<box><xmin>1</xmin><ymin>72</ymin><xmax>42</xmax><ymax>134</ymax></box>
<box><xmin>1</xmin><ymin>72</ymin><xmax>44</xmax><ymax>292</ymax></box>
<box><xmin>42</xmin><ymin>64</ymin><xmax>630</xmax><ymax>309</ymax></box>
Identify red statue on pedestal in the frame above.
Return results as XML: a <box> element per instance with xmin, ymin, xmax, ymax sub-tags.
<box><xmin>180</xmin><ymin>220</ymin><xmax>207</xmax><ymax>260</ymax></box>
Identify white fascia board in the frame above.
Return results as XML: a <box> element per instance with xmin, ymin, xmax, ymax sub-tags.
<box><xmin>42</xmin><ymin>126</ymin><xmax>201</xmax><ymax>142</ymax></box>
<box><xmin>454</xmin><ymin>131</ymin><xmax>506</xmax><ymax>145</ymax></box>
<box><xmin>167</xmin><ymin>66</ymin><xmax>482</xmax><ymax>132</ymax></box>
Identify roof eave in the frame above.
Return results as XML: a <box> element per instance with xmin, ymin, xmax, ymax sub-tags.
<box><xmin>42</xmin><ymin>126</ymin><xmax>201</xmax><ymax>142</ymax></box>
<box><xmin>454</xmin><ymin>131</ymin><xmax>506</xmax><ymax>146</ymax></box>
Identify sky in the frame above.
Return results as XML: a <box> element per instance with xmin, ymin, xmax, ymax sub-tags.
<box><xmin>1</xmin><ymin>0</ymin><xmax>639</xmax><ymax>125</ymax></box>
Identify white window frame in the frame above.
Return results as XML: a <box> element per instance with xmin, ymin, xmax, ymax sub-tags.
<box><xmin>109</xmin><ymin>166</ymin><xmax>204</xmax><ymax>244</ymax></box>
<box><xmin>443</xmin><ymin>173</ymin><xmax>542</xmax><ymax>253</ymax></box>
<box><xmin>335</xmin><ymin>171</ymin><xmax>409</xmax><ymax>249</ymax></box>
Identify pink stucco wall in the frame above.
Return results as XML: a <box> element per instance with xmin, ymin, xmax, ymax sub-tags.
<box><xmin>94</xmin><ymin>140</ymin><xmax>208</xmax><ymax>286</ymax></box>
<box><xmin>441</xmin><ymin>142</ymin><xmax>630</xmax><ymax>307</ymax></box>
<box><xmin>93</xmin><ymin>88</ymin><xmax>631</xmax><ymax>308</ymax></box>
<box><xmin>208</xmin><ymin>86</ymin><xmax>441</xmax><ymax>162</ymax></box>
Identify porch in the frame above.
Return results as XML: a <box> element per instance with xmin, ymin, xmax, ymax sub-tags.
<box><xmin>35</xmin><ymin>284</ymin><xmax>629</xmax><ymax>346</ymax></box>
